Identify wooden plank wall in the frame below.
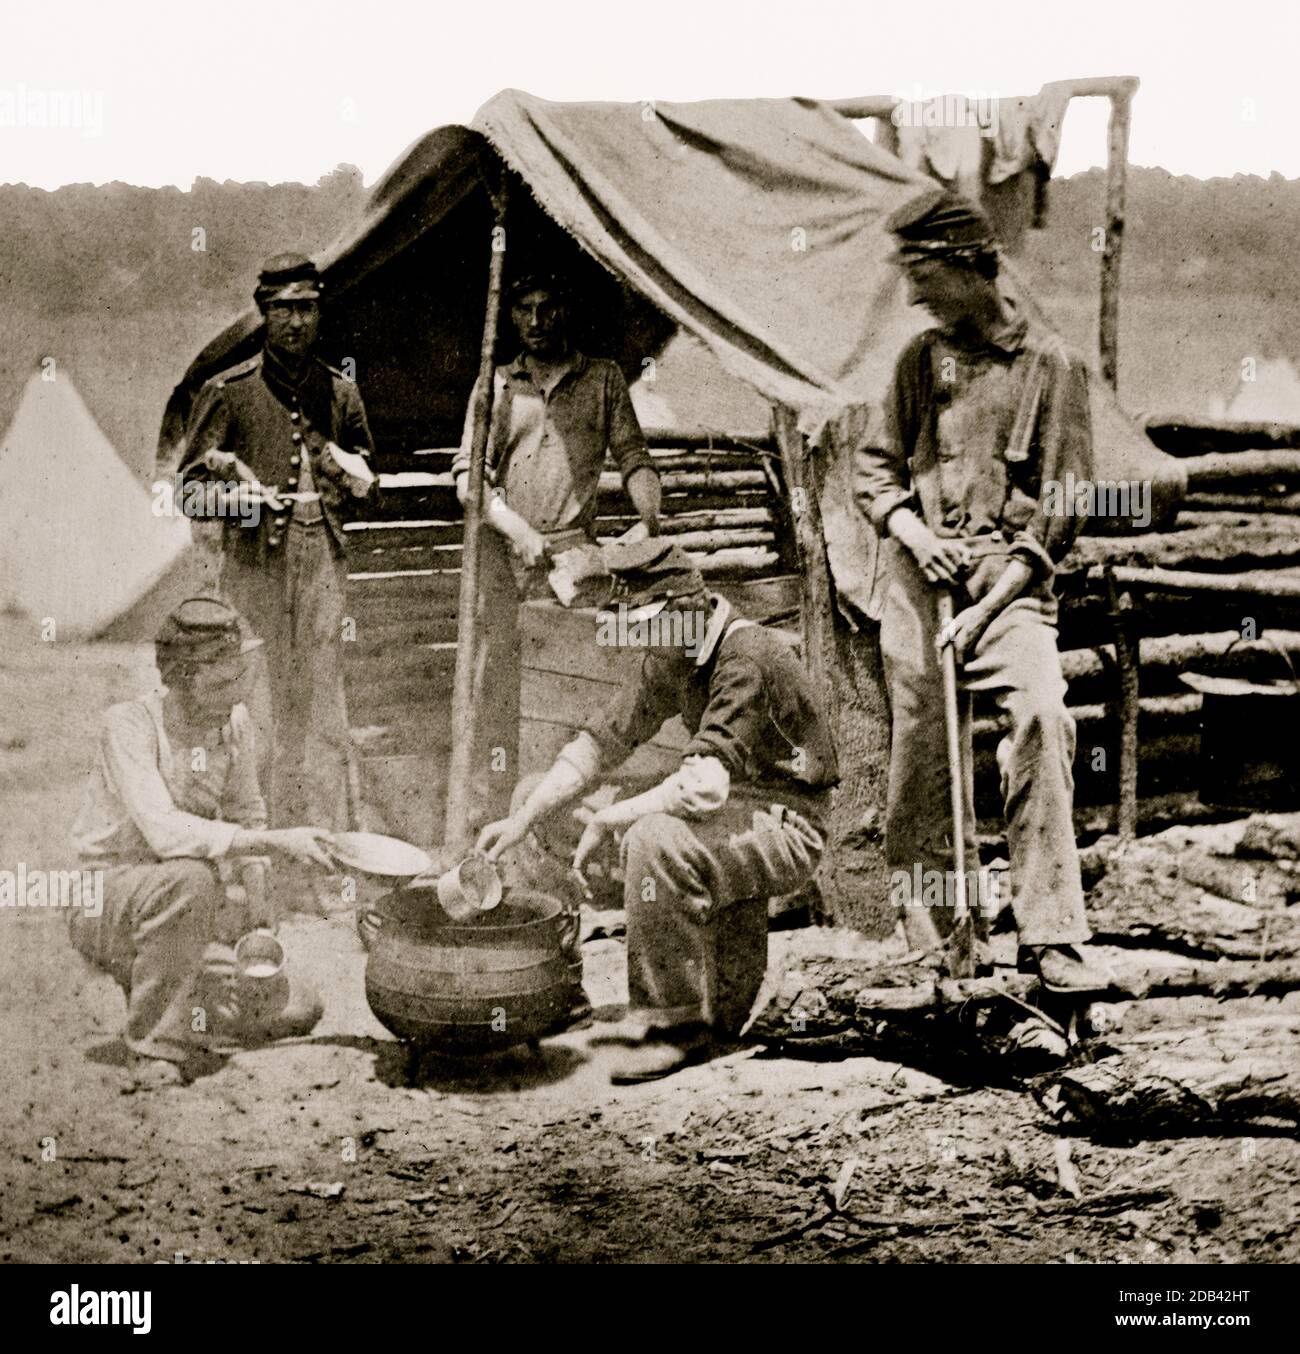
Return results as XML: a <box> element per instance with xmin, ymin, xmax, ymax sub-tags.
<box><xmin>340</xmin><ymin>434</ymin><xmax>794</xmax><ymax>841</ymax></box>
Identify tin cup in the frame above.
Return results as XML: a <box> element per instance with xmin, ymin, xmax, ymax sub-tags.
<box><xmin>434</xmin><ymin>854</ymin><xmax>503</xmax><ymax>922</ymax></box>
<box><xmin>234</xmin><ymin>929</ymin><xmax>286</xmax><ymax>982</ymax></box>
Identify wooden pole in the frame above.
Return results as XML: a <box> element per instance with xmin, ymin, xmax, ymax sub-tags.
<box><xmin>443</xmin><ymin>176</ymin><xmax>509</xmax><ymax>846</ymax></box>
<box><xmin>1103</xmin><ymin>573</ymin><xmax>1140</xmax><ymax>839</ymax></box>
<box><xmin>1099</xmin><ymin>85</ymin><xmax>1134</xmax><ymax>390</ymax></box>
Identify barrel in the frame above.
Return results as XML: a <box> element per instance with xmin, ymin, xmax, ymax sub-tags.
<box><xmin>364</xmin><ymin>889</ymin><xmax>571</xmax><ymax>1053</ymax></box>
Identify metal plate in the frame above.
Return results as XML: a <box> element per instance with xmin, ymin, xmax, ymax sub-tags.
<box><xmin>327</xmin><ymin>831</ymin><xmax>432</xmax><ymax>879</ymax></box>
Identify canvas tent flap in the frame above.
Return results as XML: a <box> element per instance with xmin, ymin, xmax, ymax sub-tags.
<box><xmin>472</xmin><ymin>89</ymin><xmax>936</xmax><ymax>436</ymax></box>
<box><xmin>470</xmin><ymin>90</ymin><xmax>1186</xmax><ymax>619</ymax></box>
<box><xmin>164</xmin><ymin>88</ymin><xmax>1187</xmax><ymax>572</ymax></box>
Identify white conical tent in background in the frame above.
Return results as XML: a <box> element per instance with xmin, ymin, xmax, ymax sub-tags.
<box><xmin>0</xmin><ymin>368</ymin><xmax>191</xmax><ymax>638</ymax></box>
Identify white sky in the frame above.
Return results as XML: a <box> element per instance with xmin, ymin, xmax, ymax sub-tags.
<box><xmin>2</xmin><ymin>0</ymin><xmax>1296</xmax><ymax>189</ymax></box>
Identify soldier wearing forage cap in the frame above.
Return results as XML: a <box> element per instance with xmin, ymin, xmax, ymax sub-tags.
<box><xmin>853</xmin><ymin>187</ymin><xmax>1116</xmax><ymax>995</ymax></box>
<box><xmin>476</xmin><ymin>540</ymin><xmax>837</xmax><ymax>1083</ymax></box>
<box><xmin>178</xmin><ymin>254</ymin><xmax>377</xmax><ymax>904</ymax></box>
<box><xmin>69</xmin><ymin>598</ymin><xmax>331</xmax><ymax>1090</ymax></box>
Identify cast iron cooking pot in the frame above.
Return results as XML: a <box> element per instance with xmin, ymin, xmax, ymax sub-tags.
<box><xmin>364</xmin><ymin>889</ymin><xmax>570</xmax><ymax>1054</ymax></box>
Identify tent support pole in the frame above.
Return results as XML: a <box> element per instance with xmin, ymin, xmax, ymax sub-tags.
<box><xmin>444</xmin><ymin>177</ymin><xmax>509</xmax><ymax>846</ymax></box>
<box><xmin>1099</xmin><ymin>84</ymin><xmax>1134</xmax><ymax>390</ymax></box>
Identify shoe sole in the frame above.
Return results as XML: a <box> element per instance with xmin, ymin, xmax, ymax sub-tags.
<box><xmin>609</xmin><ymin>1042</ymin><xmax>712</xmax><ymax>1085</ymax></box>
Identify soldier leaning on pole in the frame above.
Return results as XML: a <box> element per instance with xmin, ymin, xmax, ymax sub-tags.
<box><xmin>453</xmin><ymin>272</ymin><xmax>663</xmax><ymax>830</ymax></box>
<box><xmin>178</xmin><ymin>254</ymin><xmax>377</xmax><ymax>911</ymax></box>
<box><xmin>853</xmin><ymin>188</ymin><xmax>1118</xmax><ymax>995</ymax></box>
<box><xmin>68</xmin><ymin>598</ymin><xmax>330</xmax><ymax>1091</ymax></box>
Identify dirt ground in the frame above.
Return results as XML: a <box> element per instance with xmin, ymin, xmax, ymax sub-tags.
<box><xmin>3</xmin><ymin>620</ymin><xmax>1299</xmax><ymax>1265</ymax></box>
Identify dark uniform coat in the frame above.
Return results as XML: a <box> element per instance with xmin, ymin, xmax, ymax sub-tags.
<box><xmin>180</xmin><ymin>352</ymin><xmax>375</xmax><ymax>562</ymax></box>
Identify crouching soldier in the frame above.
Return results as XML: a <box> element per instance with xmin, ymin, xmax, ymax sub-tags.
<box><xmin>476</xmin><ymin>542</ymin><xmax>837</xmax><ymax>1083</ymax></box>
<box><xmin>69</xmin><ymin>598</ymin><xmax>333</xmax><ymax>1090</ymax></box>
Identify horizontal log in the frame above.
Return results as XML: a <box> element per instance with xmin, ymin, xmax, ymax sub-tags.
<box><xmin>348</xmin><ymin>672</ymin><xmax>456</xmax><ymax>711</ymax></box>
<box><xmin>1059</xmin><ymin>629</ymin><xmax>1300</xmax><ymax>683</ymax></box>
<box><xmin>346</xmin><ymin>617</ymin><xmax>460</xmax><ymax>649</ymax></box>
<box><xmin>1144</xmin><ymin>415</ymin><xmax>1300</xmax><ymax>456</ymax></box>
<box><xmin>1088</xmin><ymin>564</ymin><xmax>1300</xmax><ymax>599</ymax></box>
<box><xmin>599</xmin><ymin>469</ymin><xmax>767</xmax><ymax>494</ymax></box>
<box><xmin>347</xmin><ymin>647</ymin><xmax>457</xmax><ymax>687</ymax></box>
<box><xmin>1182</xmin><ymin>495</ymin><xmax>1300</xmax><ymax>516</ymax></box>
<box><xmin>346</xmin><ymin>522</ymin><xmax>463</xmax><ymax>552</ymax></box>
<box><xmin>973</xmin><ymin>692</ymin><xmax>1199</xmax><ymax>739</ymax></box>
<box><xmin>642</xmin><ymin>428</ymin><xmax>775</xmax><ymax>454</ymax></box>
<box><xmin>1046</xmin><ymin>1019</ymin><xmax>1300</xmax><ymax>1131</ymax></box>
<box><xmin>346</xmin><ymin>570</ymin><xmax>461</xmax><ymax>601</ymax></box>
<box><xmin>658</xmin><ymin>528</ymin><xmax>775</xmax><ymax>553</ymax></box>
<box><xmin>1181</xmin><ymin>450</ymin><xmax>1300</xmax><ymax>487</ymax></box>
<box><xmin>1068</xmin><ymin>520</ymin><xmax>1300</xmax><ymax>573</ymax></box>
<box><xmin>656</xmin><ymin>508</ymin><xmax>773</xmax><ymax>533</ymax></box>
<box><xmin>695</xmin><ymin>546</ymin><xmax>781</xmax><ymax>575</ymax></box>
<box><xmin>747</xmin><ymin>951</ymin><xmax>1300</xmax><ymax>1052</ymax></box>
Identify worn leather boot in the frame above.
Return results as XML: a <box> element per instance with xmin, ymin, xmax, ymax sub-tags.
<box><xmin>608</xmin><ymin>1026</ymin><xmax>715</xmax><ymax>1084</ymax></box>
<box><xmin>1021</xmin><ymin>943</ymin><xmax>1119</xmax><ymax>995</ymax></box>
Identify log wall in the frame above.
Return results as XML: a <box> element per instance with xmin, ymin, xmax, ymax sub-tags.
<box><xmin>340</xmin><ymin>433</ymin><xmax>791</xmax><ymax>845</ymax></box>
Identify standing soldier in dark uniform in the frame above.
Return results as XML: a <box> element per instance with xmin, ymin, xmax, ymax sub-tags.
<box><xmin>179</xmin><ymin>255</ymin><xmax>377</xmax><ymax>908</ymax></box>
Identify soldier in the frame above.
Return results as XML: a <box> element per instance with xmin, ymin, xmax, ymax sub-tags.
<box><xmin>453</xmin><ymin>273</ymin><xmax>662</xmax><ymax>829</ymax></box>
<box><xmin>853</xmin><ymin>188</ymin><xmax>1116</xmax><ymax>993</ymax></box>
<box><xmin>180</xmin><ymin>254</ymin><xmax>377</xmax><ymax>907</ymax></box>
<box><xmin>477</xmin><ymin>541</ymin><xmax>837</xmax><ymax>1083</ymax></box>
<box><xmin>69</xmin><ymin>598</ymin><xmax>329</xmax><ymax>1090</ymax></box>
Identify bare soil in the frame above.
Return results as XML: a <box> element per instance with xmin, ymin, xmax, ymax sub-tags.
<box><xmin>2</xmin><ymin>620</ymin><xmax>1298</xmax><ymax>1264</ymax></box>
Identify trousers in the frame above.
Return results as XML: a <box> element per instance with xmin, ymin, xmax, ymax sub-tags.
<box><xmin>219</xmin><ymin>521</ymin><xmax>353</xmax><ymax>834</ymax></box>
<box><xmin>465</xmin><ymin>530</ymin><xmax>527</xmax><ymax>833</ymax></box>
<box><xmin>517</xmin><ymin>782</ymin><xmax>824</xmax><ymax>1033</ymax></box>
<box><xmin>69</xmin><ymin>859</ymin><xmax>220</xmax><ymax>1063</ymax></box>
<box><xmin>620</xmin><ymin>797</ymin><xmax>824</xmax><ymax>1032</ymax></box>
<box><xmin>878</xmin><ymin>543</ymin><xmax>1089</xmax><ymax>949</ymax></box>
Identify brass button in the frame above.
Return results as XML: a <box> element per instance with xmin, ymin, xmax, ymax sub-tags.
<box><xmin>292</xmin><ymin>431</ymin><xmax>302</xmax><ymax>444</ymax></box>
<box><xmin>290</xmin><ymin>455</ymin><xmax>300</xmax><ymax>466</ymax></box>
<box><xmin>268</xmin><ymin>535</ymin><xmax>281</xmax><ymax>548</ymax></box>
<box><xmin>290</xmin><ymin>411</ymin><xmax>300</xmax><ymax>423</ymax></box>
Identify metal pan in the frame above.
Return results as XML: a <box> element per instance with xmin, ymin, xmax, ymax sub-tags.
<box><xmin>327</xmin><ymin>832</ymin><xmax>433</xmax><ymax>880</ymax></box>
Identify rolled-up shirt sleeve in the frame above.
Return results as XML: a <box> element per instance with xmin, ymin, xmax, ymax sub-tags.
<box><xmin>604</xmin><ymin>362</ymin><xmax>655</xmax><ymax>485</ymax></box>
<box><xmin>452</xmin><ymin>370</ymin><xmax>506</xmax><ymax>485</ymax></box>
<box><xmin>1008</xmin><ymin>346</ymin><xmax>1094</xmax><ymax>580</ymax></box>
<box><xmin>451</xmin><ymin>373</ymin><xmax>483</xmax><ymax>481</ymax></box>
<box><xmin>101</xmin><ymin>705</ymin><xmax>241</xmax><ymax>860</ymax></box>
<box><xmin>220</xmin><ymin>703</ymin><xmax>267</xmax><ymax>831</ymax></box>
<box><xmin>853</xmin><ymin>333</ymin><xmax>927</xmax><ymax>534</ymax></box>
